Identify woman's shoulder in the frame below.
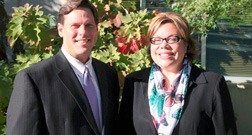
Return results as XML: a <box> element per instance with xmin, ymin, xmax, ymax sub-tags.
<box><xmin>191</xmin><ymin>64</ymin><xmax>225</xmax><ymax>82</ymax></box>
<box><xmin>126</xmin><ymin>67</ymin><xmax>151</xmax><ymax>81</ymax></box>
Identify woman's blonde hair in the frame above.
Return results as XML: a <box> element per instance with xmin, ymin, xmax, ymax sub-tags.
<box><xmin>147</xmin><ymin>12</ymin><xmax>199</xmax><ymax>63</ymax></box>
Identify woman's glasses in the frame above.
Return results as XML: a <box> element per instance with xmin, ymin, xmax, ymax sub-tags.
<box><xmin>150</xmin><ymin>35</ymin><xmax>183</xmax><ymax>45</ymax></box>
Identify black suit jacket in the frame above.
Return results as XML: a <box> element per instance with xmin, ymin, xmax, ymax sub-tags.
<box><xmin>7</xmin><ymin>50</ymin><xmax>120</xmax><ymax>135</ymax></box>
<box><xmin>118</xmin><ymin>65</ymin><xmax>237</xmax><ymax>135</ymax></box>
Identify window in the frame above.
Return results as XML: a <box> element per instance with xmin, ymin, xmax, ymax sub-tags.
<box><xmin>205</xmin><ymin>23</ymin><xmax>252</xmax><ymax>83</ymax></box>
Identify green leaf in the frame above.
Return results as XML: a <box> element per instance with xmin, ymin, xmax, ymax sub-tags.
<box><xmin>42</xmin><ymin>51</ymin><xmax>54</xmax><ymax>59</ymax></box>
<box><xmin>121</xmin><ymin>14</ymin><xmax>132</xmax><ymax>24</ymax></box>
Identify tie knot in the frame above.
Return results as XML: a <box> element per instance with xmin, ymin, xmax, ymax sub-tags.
<box><xmin>83</xmin><ymin>67</ymin><xmax>91</xmax><ymax>85</ymax></box>
<box><xmin>84</xmin><ymin>66</ymin><xmax>89</xmax><ymax>74</ymax></box>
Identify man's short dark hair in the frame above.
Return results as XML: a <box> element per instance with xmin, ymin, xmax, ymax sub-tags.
<box><xmin>58</xmin><ymin>0</ymin><xmax>99</xmax><ymax>25</ymax></box>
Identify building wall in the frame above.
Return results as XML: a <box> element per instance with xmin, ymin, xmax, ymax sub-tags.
<box><xmin>4</xmin><ymin>0</ymin><xmax>67</xmax><ymax>17</ymax></box>
<box><xmin>228</xmin><ymin>82</ymin><xmax>252</xmax><ymax>135</ymax></box>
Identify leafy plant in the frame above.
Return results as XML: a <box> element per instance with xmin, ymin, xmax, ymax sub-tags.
<box><xmin>1</xmin><ymin>3</ymin><xmax>58</xmax><ymax>133</ymax></box>
<box><xmin>115</xmin><ymin>9</ymin><xmax>151</xmax><ymax>54</ymax></box>
<box><xmin>0</xmin><ymin>61</ymin><xmax>12</xmax><ymax>135</ymax></box>
<box><xmin>5</xmin><ymin>3</ymin><xmax>56</xmax><ymax>51</ymax></box>
<box><xmin>170</xmin><ymin>0</ymin><xmax>252</xmax><ymax>35</ymax></box>
<box><xmin>90</xmin><ymin>0</ymin><xmax>153</xmax><ymax>88</ymax></box>
<box><xmin>169</xmin><ymin>0</ymin><xmax>252</xmax><ymax>69</ymax></box>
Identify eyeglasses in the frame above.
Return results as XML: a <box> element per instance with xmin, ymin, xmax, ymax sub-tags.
<box><xmin>150</xmin><ymin>35</ymin><xmax>183</xmax><ymax>45</ymax></box>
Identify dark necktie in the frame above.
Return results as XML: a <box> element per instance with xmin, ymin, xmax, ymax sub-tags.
<box><xmin>83</xmin><ymin>67</ymin><xmax>101</xmax><ymax>131</ymax></box>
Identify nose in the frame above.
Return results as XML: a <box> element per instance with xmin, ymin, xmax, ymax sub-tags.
<box><xmin>160</xmin><ymin>40</ymin><xmax>170</xmax><ymax>49</ymax></box>
<box><xmin>78</xmin><ymin>25</ymin><xmax>86</xmax><ymax>36</ymax></box>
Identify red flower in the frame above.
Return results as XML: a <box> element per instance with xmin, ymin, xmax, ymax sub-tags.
<box><xmin>130</xmin><ymin>39</ymin><xmax>139</xmax><ymax>53</ymax></box>
<box><xmin>116</xmin><ymin>36</ymin><xmax>147</xmax><ymax>54</ymax></box>
<box><xmin>119</xmin><ymin>44</ymin><xmax>130</xmax><ymax>54</ymax></box>
<box><xmin>115</xmin><ymin>37</ymin><xmax>125</xmax><ymax>47</ymax></box>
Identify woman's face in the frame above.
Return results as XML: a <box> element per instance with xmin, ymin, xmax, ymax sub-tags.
<box><xmin>150</xmin><ymin>22</ymin><xmax>188</xmax><ymax>73</ymax></box>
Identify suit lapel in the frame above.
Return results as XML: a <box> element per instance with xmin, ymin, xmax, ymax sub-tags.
<box><xmin>54</xmin><ymin>51</ymin><xmax>100</xmax><ymax>134</ymax></box>
<box><xmin>132</xmin><ymin>68</ymin><xmax>150</xmax><ymax>114</ymax></box>
<box><xmin>133</xmin><ymin>68</ymin><xmax>157</xmax><ymax>134</ymax></box>
<box><xmin>188</xmin><ymin>65</ymin><xmax>207</xmax><ymax>89</ymax></box>
<box><xmin>182</xmin><ymin>65</ymin><xmax>208</xmax><ymax>116</ymax></box>
<box><xmin>92</xmin><ymin>59</ymin><xmax>109</xmax><ymax>126</ymax></box>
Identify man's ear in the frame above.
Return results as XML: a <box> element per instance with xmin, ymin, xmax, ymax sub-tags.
<box><xmin>57</xmin><ymin>23</ymin><xmax>63</xmax><ymax>37</ymax></box>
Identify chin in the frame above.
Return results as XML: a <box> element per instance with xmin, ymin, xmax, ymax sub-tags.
<box><xmin>159</xmin><ymin>61</ymin><xmax>177</xmax><ymax>68</ymax></box>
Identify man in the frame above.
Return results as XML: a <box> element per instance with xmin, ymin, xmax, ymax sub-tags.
<box><xmin>7</xmin><ymin>0</ymin><xmax>120</xmax><ymax>134</ymax></box>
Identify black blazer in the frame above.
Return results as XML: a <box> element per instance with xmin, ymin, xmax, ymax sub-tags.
<box><xmin>118</xmin><ymin>65</ymin><xmax>237</xmax><ymax>135</ymax></box>
<box><xmin>7</xmin><ymin>50</ymin><xmax>120</xmax><ymax>135</ymax></box>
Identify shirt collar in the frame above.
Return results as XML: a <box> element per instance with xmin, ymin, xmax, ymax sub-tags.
<box><xmin>61</xmin><ymin>47</ymin><xmax>93</xmax><ymax>76</ymax></box>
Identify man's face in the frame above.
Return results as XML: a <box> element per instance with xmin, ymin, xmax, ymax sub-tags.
<box><xmin>58</xmin><ymin>7</ymin><xmax>98</xmax><ymax>63</ymax></box>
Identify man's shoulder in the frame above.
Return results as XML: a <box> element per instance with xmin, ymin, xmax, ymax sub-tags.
<box><xmin>19</xmin><ymin>54</ymin><xmax>57</xmax><ymax>74</ymax></box>
<box><xmin>92</xmin><ymin>58</ymin><xmax>116</xmax><ymax>71</ymax></box>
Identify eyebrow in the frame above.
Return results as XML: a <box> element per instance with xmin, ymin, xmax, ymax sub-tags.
<box><xmin>152</xmin><ymin>34</ymin><xmax>179</xmax><ymax>38</ymax></box>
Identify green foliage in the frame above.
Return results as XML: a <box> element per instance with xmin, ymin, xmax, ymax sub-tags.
<box><xmin>226</xmin><ymin>0</ymin><xmax>252</xmax><ymax>26</ymax></box>
<box><xmin>127</xmin><ymin>46</ymin><xmax>151</xmax><ymax>72</ymax></box>
<box><xmin>10</xmin><ymin>50</ymin><xmax>54</xmax><ymax>76</ymax></box>
<box><xmin>92</xmin><ymin>44</ymin><xmax>121</xmax><ymax>65</ymax></box>
<box><xmin>5</xmin><ymin>3</ymin><xmax>56</xmax><ymax>51</ymax></box>
<box><xmin>0</xmin><ymin>61</ymin><xmax>12</xmax><ymax>95</ymax></box>
<box><xmin>171</xmin><ymin>0</ymin><xmax>252</xmax><ymax>35</ymax></box>
<box><xmin>0</xmin><ymin>61</ymin><xmax>12</xmax><ymax>135</ymax></box>
<box><xmin>92</xmin><ymin>44</ymin><xmax>151</xmax><ymax>74</ymax></box>
<box><xmin>1</xmin><ymin>3</ymin><xmax>58</xmax><ymax>133</ymax></box>
<box><xmin>0</xmin><ymin>124</ymin><xmax>6</xmax><ymax>135</ymax></box>
<box><xmin>92</xmin><ymin>0</ymin><xmax>152</xmax><ymax>78</ymax></box>
<box><xmin>118</xmin><ymin>9</ymin><xmax>151</xmax><ymax>41</ymax></box>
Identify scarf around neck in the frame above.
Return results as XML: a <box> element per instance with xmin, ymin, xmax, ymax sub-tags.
<box><xmin>148</xmin><ymin>59</ymin><xmax>191</xmax><ymax>135</ymax></box>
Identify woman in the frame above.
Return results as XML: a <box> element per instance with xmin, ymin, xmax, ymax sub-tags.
<box><xmin>118</xmin><ymin>12</ymin><xmax>237</xmax><ymax>135</ymax></box>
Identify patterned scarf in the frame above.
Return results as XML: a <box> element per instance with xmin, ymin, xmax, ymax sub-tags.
<box><xmin>148</xmin><ymin>59</ymin><xmax>191</xmax><ymax>135</ymax></box>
